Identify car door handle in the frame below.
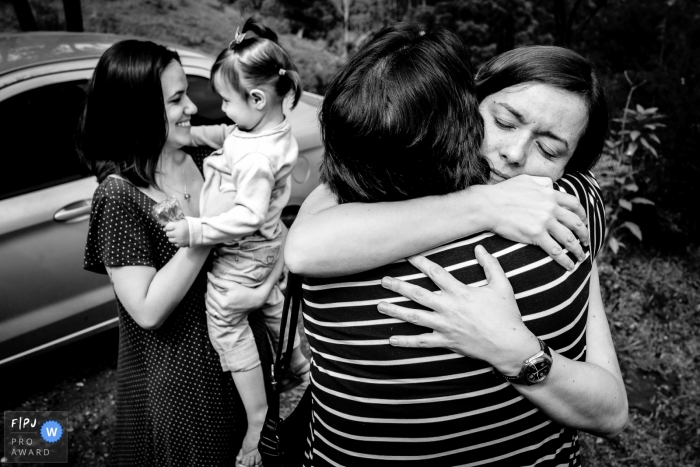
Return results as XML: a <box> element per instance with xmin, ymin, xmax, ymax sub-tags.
<box><xmin>54</xmin><ymin>199</ymin><xmax>92</xmax><ymax>223</ymax></box>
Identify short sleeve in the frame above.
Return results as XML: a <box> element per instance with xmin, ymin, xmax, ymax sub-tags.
<box><xmin>84</xmin><ymin>179</ymin><xmax>156</xmax><ymax>274</ymax></box>
<box><xmin>555</xmin><ymin>171</ymin><xmax>607</xmax><ymax>259</ymax></box>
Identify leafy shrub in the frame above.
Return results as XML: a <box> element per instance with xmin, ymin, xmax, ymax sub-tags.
<box><xmin>596</xmin><ymin>74</ymin><xmax>664</xmax><ymax>255</ymax></box>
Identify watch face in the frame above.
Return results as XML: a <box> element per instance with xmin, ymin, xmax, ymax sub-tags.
<box><xmin>525</xmin><ymin>357</ymin><xmax>552</xmax><ymax>384</ymax></box>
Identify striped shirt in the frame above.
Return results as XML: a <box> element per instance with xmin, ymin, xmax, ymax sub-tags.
<box><xmin>301</xmin><ymin>171</ymin><xmax>606</xmax><ymax>466</ymax></box>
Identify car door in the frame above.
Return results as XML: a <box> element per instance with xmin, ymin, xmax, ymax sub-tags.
<box><xmin>0</xmin><ymin>56</ymin><xmax>323</xmax><ymax>367</ymax></box>
<box><xmin>0</xmin><ymin>77</ymin><xmax>117</xmax><ymax>366</ymax></box>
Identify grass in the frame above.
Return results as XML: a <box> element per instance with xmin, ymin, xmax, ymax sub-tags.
<box><xmin>579</xmin><ymin>246</ymin><xmax>700</xmax><ymax>466</ymax></box>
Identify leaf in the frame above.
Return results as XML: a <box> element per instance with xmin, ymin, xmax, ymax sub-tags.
<box><xmin>626</xmin><ymin>141</ymin><xmax>638</xmax><ymax>156</ymax></box>
<box><xmin>646</xmin><ymin>107</ymin><xmax>659</xmax><ymax>114</ymax></box>
<box><xmin>619</xmin><ymin>199</ymin><xmax>633</xmax><ymax>210</ymax></box>
<box><xmin>630</xmin><ymin>130</ymin><xmax>641</xmax><ymax>141</ymax></box>
<box><xmin>609</xmin><ymin>236</ymin><xmax>620</xmax><ymax>254</ymax></box>
<box><xmin>623</xmin><ymin>221</ymin><xmax>643</xmax><ymax>241</ymax></box>
<box><xmin>636</xmin><ymin>104</ymin><xmax>645</xmax><ymax>113</ymax></box>
<box><xmin>624</xmin><ymin>183</ymin><xmax>639</xmax><ymax>192</ymax></box>
<box><xmin>649</xmin><ymin>133</ymin><xmax>661</xmax><ymax>144</ymax></box>
<box><xmin>640</xmin><ymin>138</ymin><xmax>659</xmax><ymax>157</ymax></box>
<box><xmin>631</xmin><ymin>197</ymin><xmax>655</xmax><ymax>205</ymax></box>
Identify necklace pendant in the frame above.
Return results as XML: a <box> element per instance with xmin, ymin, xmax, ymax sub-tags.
<box><xmin>183</xmin><ymin>193</ymin><xmax>191</xmax><ymax>202</ymax></box>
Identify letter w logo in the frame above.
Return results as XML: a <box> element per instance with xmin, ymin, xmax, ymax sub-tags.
<box><xmin>46</xmin><ymin>427</ymin><xmax>58</xmax><ymax>437</ymax></box>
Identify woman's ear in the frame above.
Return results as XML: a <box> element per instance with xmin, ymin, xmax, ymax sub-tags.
<box><xmin>249</xmin><ymin>89</ymin><xmax>267</xmax><ymax>110</ymax></box>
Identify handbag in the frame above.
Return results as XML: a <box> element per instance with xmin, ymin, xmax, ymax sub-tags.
<box><xmin>259</xmin><ymin>272</ymin><xmax>311</xmax><ymax>467</ymax></box>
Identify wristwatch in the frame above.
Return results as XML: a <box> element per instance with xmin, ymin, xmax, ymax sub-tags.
<box><xmin>494</xmin><ymin>339</ymin><xmax>553</xmax><ymax>386</ymax></box>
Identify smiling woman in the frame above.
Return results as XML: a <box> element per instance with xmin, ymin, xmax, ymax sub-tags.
<box><xmin>75</xmin><ymin>40</ymin><xmax>286</xmax><ymax>466</ymax></box>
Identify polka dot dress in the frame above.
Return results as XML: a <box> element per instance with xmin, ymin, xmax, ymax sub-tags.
<box><xmin>84</xmin><ymin>153</ymin><xmax>246</xmax><ymax>466</ymax></box>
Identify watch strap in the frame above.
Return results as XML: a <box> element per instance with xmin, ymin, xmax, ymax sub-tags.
<box><xmin>494</xmin><ymin>339</ymin><xmax>551</xmax><ymax>385</ymax></box>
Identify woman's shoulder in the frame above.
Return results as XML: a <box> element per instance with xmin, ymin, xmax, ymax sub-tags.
<box><xmin>91</xmin><ymin>176</ymin><xmax>153</xmax><ymax>219</ymax></box>
<box><xmin>94</xmin><ymin>176</ymin><xmax>139</xmax><ymax>198</ymax></box>
<box><xmin>557</xmin><ymin>170</ymin><xmax>606</xmax><ymax>258</ymax></box>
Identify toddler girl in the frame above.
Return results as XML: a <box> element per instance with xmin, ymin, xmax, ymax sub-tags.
<box><xmin>164</xmin><ymin>17</ymin><xmax>309</xmax><ymax>467</ymax></box>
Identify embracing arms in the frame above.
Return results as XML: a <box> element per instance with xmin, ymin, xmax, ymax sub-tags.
<box><xmin>379</xmin><ymin>251</ymin><xmax>628</xmax><ymax>437</ymax></box>
<box><xmin>285</xmin><ymin>175</ymin><xmax>590</xmax><ymax>277</ymax></box>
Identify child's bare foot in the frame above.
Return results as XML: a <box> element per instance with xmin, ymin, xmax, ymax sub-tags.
<box><xmin>236</xmin><ymin>422</ymin><xmax>263</xmax><ymax>467</ymax></box>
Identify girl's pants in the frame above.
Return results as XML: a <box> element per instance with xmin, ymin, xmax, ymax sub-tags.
<box><xmin>207</xmin><ymin>238</ymin><xmax>300</xmax><ymax>372</ymax></box>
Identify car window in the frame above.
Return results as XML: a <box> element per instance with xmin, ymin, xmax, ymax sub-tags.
<box><xmin>186</xmin><ymin>75</ymin><xmax>233</xmax><ymax>126</ymax></box>
<box><xmin>0</xmin><ymin>80</ymin><xmax>91</xmax><ymax>200</ymax></box>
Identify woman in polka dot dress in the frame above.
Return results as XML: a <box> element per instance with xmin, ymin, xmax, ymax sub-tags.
<box><xmin>76</xmin><ymin>40</ymin><xmax>282</xmax><ymax>466</ymax></box>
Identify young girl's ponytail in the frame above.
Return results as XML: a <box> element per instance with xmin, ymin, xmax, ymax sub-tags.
<box><xmin>240</xmin><ymin>17</ymin><xmax>278</xmax><ymax>44</ymax></box>
<box><xmin>213</xmin><ymin>17</ymin><xmax>303</xmax><ymax>110</ymax></box>
<box><xmin>277</xmin><ymin>68</ymin><xmax>302</xmax><ymax>109</ymax></box>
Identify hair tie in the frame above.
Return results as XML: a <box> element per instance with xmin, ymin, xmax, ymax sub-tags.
<box><xmin>279</xmin><ymin>68</ymin><xmax>286</xmax><ymax>76</ymax></box>
<box><xmin>229</xmin><ymin>27</ymin><xmax>247</xmax><ymax>50</ymax></box>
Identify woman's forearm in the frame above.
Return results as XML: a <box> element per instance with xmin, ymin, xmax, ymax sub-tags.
<box><xmin>286</xmin><ymin>177</ymin><xmax>588</xmax><ymax>278</ymax></box>
<box><xmin>496</xmin><ymin>264</ymin><xmax>628</xmax><ymax>437</ymax></box>
<box><xmin>513</xmin><ymin>349</ymin><xmax>627</xmax><ymax>437</ymax></box>
<box><xmin>379</xmin><ymin>254</ymin><xmax>627</xmax><ymax>438</ymax></box>
<box><xmin>110</xmin><ymin>245</ymin><xmax>212</xmax><ymax>329</ymax></box>
<box><xmin>286</xmin><ymin>184</ymin><xmax>493</xmax><ymax>277</ymax></box>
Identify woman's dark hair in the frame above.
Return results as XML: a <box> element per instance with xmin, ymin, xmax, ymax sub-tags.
<box><xmin>76</xmin><ymin>40</ymin><xmax>180</xmax><ymax>187</ymax></box>
<box><xmin>476</xmin><ymin>45</ymin><xmax>608</xmax><ymax>172</ymax></box>
<box><xmin>320</xmin><ymin>22</ymin><xmax>486</xmax><ymax>204</ymax></box>
<box><xmin>212</xmin><ymin>17</ymin><xmax>302</xmax><ymax>108</ymax></box>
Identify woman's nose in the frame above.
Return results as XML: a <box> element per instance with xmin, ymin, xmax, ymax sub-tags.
<box><xmin>500</xmin><ymin>134</ymin><xmax>528</xmax><ymax>166</ymax></box>
<box><xmin>184</xmin><ymin>95</ymin><xmax>197</xmax><ymax>115</ymax></box>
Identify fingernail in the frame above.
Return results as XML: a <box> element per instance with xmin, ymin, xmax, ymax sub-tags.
<box><xmin>389</xmin><ymin>337</ymin><xmax>398</xmax><ymax>345</ymax></box>
<box><xmin>381</xmin><ymin>277</ymin><xmax>393</xmax><ymax>288</ymax></box>
<box><xmin>377</xmin><ymin>302</ymin><xmax>388</xmax><ymax>313</ymax></box>
<box><xmin>552</xmin><ymin>246</ymin><xmax>562</xmax><ymax>255</ymax></box>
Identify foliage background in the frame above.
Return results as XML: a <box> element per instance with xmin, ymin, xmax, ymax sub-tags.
<box><xmin>1</xmin><ymin>0</ymin><xmax>699</xmax><ymax>466</ymax></box>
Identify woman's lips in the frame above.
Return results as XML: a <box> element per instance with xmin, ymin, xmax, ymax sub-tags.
<box><xmin>490</xmin><ymin>168</ymin><xmax>511</xmax><ymax>181</ymax></box>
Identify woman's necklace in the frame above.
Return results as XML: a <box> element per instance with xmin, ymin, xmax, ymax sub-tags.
<box><xmin>159</xmin><ymin>165</ymin><xmax>191</xmax><ymax>202</ymax></box>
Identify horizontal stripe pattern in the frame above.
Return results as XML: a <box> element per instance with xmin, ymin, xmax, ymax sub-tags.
<box><xmin>302</xmin><ymin>172</ymin><xmax>602</xmax><ymax>466</ymax></box>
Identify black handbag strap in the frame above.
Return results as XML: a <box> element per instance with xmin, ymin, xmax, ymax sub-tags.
<box><xmin>268</xmin><ymin>272</ymin><xmax>303</xmax><ymax>418</ymax></box>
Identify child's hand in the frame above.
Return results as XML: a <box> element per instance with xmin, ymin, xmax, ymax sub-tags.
<box><xmin>164</xmin><ymin>219</ymin><xmax>190</xmax><ymax>247</ymax></box>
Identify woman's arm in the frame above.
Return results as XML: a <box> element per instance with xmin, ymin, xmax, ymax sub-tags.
<box><xmin>286</xmin><ymin>175</ymin><xmax>590</xmax><ymax>277</ymax></box>
<box><xmin>514</xmin><ymin>260</ymin><xmax>628</xmax><ymax>437</ymax></box>
<box><xmin>107</xmin><ymin>245</ymin><xmax>211</xmax><ymax>330</ymax></box>
<box><xmin>378</xmin><ymin>250</ymin><xmax>627</xmax><ymax>437</ymax></box>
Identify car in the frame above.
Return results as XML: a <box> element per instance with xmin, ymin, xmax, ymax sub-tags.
<box><xmin>0</xmin><ymin>32</ymin><xmax>324</xmax><ymax>368</ymax></box>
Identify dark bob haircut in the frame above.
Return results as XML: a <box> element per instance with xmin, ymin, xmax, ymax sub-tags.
<box><xmin>320</xmin><ymin>22</ymin><xmax>487</xmax><ymax>204</ymax></box>
<box><xmin>76</xmin><ymin>40</ymin><xmax>181</xmax><ymax>187</ymax></box>
<box><xmin>476</xmin><ymin>45</ymin><xmax>608</xmax><ymax>172</ymax></box>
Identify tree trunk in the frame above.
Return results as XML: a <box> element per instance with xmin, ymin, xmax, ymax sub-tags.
<box><xmin>62</xmin><ymin>0</ymin><xmax>84</xmax><ymax>32</ymax></box>
<box><xmin>343</xmin><ymin>0</ymin><xmax>350</xmax><ymax>58</ymax></box>
<box><xmin>552</xmin><ymin>0</ymin><xmax>570</xmax><ymax>46</ymax></box>
<box><xmin>11</xmin><ymin>0</ymin><xmax>38</xmax><ymax>31</ymax></box>
<box><xmin>497</xmin><ymin>6</ymin><xmax>515</xmax><ymax>54</ymax></box>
